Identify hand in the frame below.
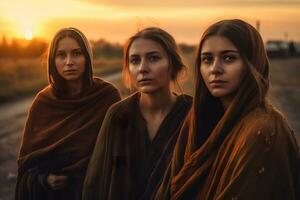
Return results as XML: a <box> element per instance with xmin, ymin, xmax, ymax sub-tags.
<box><xmin>46</xmin><ymin>174</ymin><xmax>68</xmax><ymax>190</ymax></box>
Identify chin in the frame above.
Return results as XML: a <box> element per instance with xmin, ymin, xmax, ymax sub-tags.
<box><xmin>140</xmin><ymin>89</ymin><xmax>157</xmax><ymax>94</ymax></box>
<box><xmin>63</xmin><ymin>76</ymin><xmax>81</xmax><ymax>81</ymax></box>
<box><xmin>138</xmin><ymin>86</ymin><xmax>160</xmax><ymax>94</ymax></box>
<box><xmin>209</xmin><ymin>90</ymin><xmax>229</xmax><ymax>98</ymax></box>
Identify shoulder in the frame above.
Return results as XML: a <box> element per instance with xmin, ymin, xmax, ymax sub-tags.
<box><xmin>241</xmin><ymin>105</ymin><xmax>289</xmax><ymax>132</ymax></box>
<box><xmin>245</xmin><ymin>105</ymin><xmax>292</xmax><ymax>137</ymax></box>
<box><xmin>22</xmin><ymin>85</ymin><xmax>54</xmax><ymax>123</ymax></box>
<box><xmin>29</xmin><ymin>85</ymin><xmax>53</xmax><ymax>108</ymax></box>
<box><xmin>239</xmin><ymin>105</ymin><xmax>298</xmax><ymax>156</ymax></box>
<box><xmin>35</xmin><ymin>85</ymin><xmax>53</xmax><ymax>98</ymax></box>
<box><xmin>93</xmin><ymin>77</ymin><xmax>119</xmax><ymax>91</ymax></box>
<box><xmin>266</xmin><ymin>105</ymin><xmax>298</xmax><ymax>150</ymax></box>
<box><xmin>103</xmin><ymin>92</ymin><xmax>139</xmax><ymax>121</ymax></box>
<box><xmin>92</xmin><ymin>77</ymin><xmax>121</xmax><ymax>98</ymax></box>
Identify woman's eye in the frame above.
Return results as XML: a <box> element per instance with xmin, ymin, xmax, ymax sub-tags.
<box><xmin>201</xmin><ymin>56</ymin><xmax>213</xmax><ymax>64</ymax></box>
<box><xmin>73</xmin><ymin>50</ymin><xmax>82</xmax><ymax>57</ymax></box>
<box><xmin>130</xmin><ymin>57</ymin><xmax>140</xmax><ymax>65</ymax></box>
<box><xmin>148</xmin><ymin>55</ymin><xmax>160</xmax><ymax>62</ymax></box>
<box><xmin>223</xmin><ymin>55</ymin><xmax>236</xmax><ymax>62</ymax></box>
<box><xmin>55</xmin><ymin>52</ymin><xmax>65</xmax><ymax>58</ymax></box>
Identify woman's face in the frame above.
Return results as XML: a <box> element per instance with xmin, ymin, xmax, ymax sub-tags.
<box><xmin>55</xmin><ymin>37</ymin><xmax>86</xmax><ymax>82</ymax></box>
<box><xmin>200</xmin><ymin>35</ymin><xmax>246</xmax><ymax>104</ymax></box>
<box><xmin>128</xmin><ymin>38</ymin><xmax>171</xmax><ymax>94</ymax></box>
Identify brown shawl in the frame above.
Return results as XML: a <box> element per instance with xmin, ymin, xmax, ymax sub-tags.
<box><xmin>82</xmin><ymin>92</ymin><xmax>192</xmax><ymax>200</ymax></box>
<box><xmin>16</xmin><ymin>77</ymin><xmax>121</xmax><ymax>200</ymax></box>
<box><xmin>156</xmin><ymin>104</ymin><xmax>300</xmax><ymax>200</ymax></box>
<box><xmin>155</xmin><ymin>19</ymin><xmax>300</xmax><ymax>200</ymax></box>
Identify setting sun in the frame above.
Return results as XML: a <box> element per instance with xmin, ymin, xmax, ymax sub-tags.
<box><xmin>0</xmin><ymin>0</ymin><xmax>299</xmax><ymax>43</ymax></box>
<box><xmin>24</xmin><ymin>28</ymin><xmax>33</xmax><ymax>40</ymax></box>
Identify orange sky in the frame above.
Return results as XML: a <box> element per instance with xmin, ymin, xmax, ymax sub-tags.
<box><xmin>0</xmin><ymin>0</ymin><xmax>300</xmax><ymax>44</ymax></box>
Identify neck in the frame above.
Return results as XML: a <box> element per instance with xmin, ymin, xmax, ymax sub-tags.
<box><xmin>139</xmin><ymin>89</ymin><xmax>176</xmax><ymax>115</ymax></box>
<box><xmin>66</xmin><ymin>80</ymin><xmax>83</xmax><ymax>97</ymax></box>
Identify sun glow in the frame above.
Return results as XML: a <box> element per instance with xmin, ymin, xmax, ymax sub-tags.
<box><xmin>24</xmin><ymin>28</ymin><xmax>33</xmax><ymax>40</ymax></box>
<box><xmin>0</xmin><ymin>1</ymin><xmax>300</xmax><ymax>42</ymax></box>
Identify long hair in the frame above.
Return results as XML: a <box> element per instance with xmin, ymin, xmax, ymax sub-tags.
<box><xmin>191</xmin><ymin>19</ymin><xmax>270</xmax><ymax>148</ymax></box>
<box><xmin>47</xmin><ymin>27</ymin><xmax>93</xmax><ymax>95</ymax></box>
<box><xmin>122</xmin><ymin>27</ymin><xmax>186</xmax><ymax>89</ymax></box>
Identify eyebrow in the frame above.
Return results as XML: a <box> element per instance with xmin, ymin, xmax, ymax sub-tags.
<box><xmin>56</xmin><ymin>48</ymin><xmax>81</xmax><ymax>52</ymax></box>
<box><xmin>72</xmin><ymin>48</ymin><xmax>82</xmax><ymax>51</ymax></box>
<box><xmin>201</xmin><ymin>50</ymin><xmax>239</xmax><ymax>55</ymax></box>
<box><xmin>129</xmin><ymin>51</ymin><xmax>160</xmax><ymax>57</ymax></box>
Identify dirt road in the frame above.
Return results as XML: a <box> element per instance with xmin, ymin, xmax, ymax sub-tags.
<box><xmin>0</xmin><ymin>58</ymin><xmax>299</xmax><ymax>200</ymax></box>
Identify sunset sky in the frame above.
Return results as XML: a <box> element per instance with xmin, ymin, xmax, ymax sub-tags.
<box><xmin>0</xmin><ymin>0</ymin><xmax>299</xmax><ymax>44</ymax></box>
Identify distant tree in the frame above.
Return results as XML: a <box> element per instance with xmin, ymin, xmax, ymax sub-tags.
<box><xmin>92</xmin><ymin>39</ymin><xmax>122</xmax><ymax>59</ymax></box>
<box><xmin>23</xmin><ymin>39</ymin><xmax>48</xmax><ymax>57</ymax></box>
<box><xmin>0</xmin><ymin>37</ymin><xmax>48</xmax><ymax>58</ymax></box>
<box><xmin>178</xmin><ymin>43</ymin><xmax>195</xmax><ymax>54</ymax></box>
<box><xmin>0</xmin><ymin>36</ymin><xmax>9</xmax><ymax>57</ymax></box>
<box><xmin>288</xmin><ymin>41</ymin><xmax>297</xmax><ymax>56</ymax></box>
<box><xmin>10</xmin><ymin>38</ymin><xmax>21</xmax><ymax>58</ymax></box>
<box><xmin>1</xmin><ymin>36</ymin><xmax>8</xmax><ymax>47</ymax></box>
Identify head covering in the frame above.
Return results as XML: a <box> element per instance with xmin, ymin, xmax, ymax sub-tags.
<box><xmin>47</xmin><ymin>27</ymin><xmax>94</xmax><ymax>97</ymax></box>
<box><xmin>155</xmin><ymin>19</ymin><xmax>300</xmax><ymax>199</ymax></box>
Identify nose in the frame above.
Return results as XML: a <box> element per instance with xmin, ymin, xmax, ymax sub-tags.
<box><xmin>66</xmin><ymin>54</ymin><xmax>74</xmax><ymax>66</ymax></box>
<box><xmin>211</xmin><ymin>58</ymin><xmax>223</xmax><ymax>74</ymax></box>
<box><xmin>138</xmin><ymin>59</ymin><xmax>149</xmax><ymax>73</ymax></box>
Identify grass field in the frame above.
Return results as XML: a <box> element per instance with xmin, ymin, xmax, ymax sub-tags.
<box><xmin>0</xmin><ymin>57</ymin><xmax>123</xmax><ymax>104</ymax></box>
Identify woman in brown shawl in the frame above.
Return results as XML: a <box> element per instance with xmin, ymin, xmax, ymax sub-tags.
<box><xmin>155</xmin><ymin>19</ymin><xmax>300</xmax><ymax>200</ymax></box>
<box><xmin>15</xmin><ymin>27</ymin><xmax>121</xmax><ymax>200</ymax></box>
<box><xmin>82</xmin><ymin>27</ymin><xmax>192</xmax><ymax>200</ymax></box>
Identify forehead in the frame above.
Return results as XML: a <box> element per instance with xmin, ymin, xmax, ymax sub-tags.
<box><xmin>201</xmin><ymin>35</ymin><xmax>238</xmax><ymax>53</ymax></box>
<box><xmin>57</xmin><ymin>37</ymin><xmax>80</xmax><ymax>50</ymax></box>
<box><xmin>129</xmin><ymin>38</ymin><xmax>166</xmax><ymax>56</ymax></box>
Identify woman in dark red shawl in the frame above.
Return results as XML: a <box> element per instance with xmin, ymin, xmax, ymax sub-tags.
<box><xmin>15</xmin><ymin>27</ymin><xmax>121</xmax><ymax>200</ymax></box>
<box><xmin>155</xmin><ymin>19</ymin><xmax>300</xmax><ymax>199</ymax></box>
<box><xmin>82</xmin><ymin>27</ymin><xmax>192</xmax><ymax>200</ymax></box>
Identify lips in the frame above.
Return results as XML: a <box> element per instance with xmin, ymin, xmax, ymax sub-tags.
<box><xmin>64</xmin><ymin>70</ymin><xmax>78</xmax><ymax>74</ymax></box>
<box><xmin>138</xmin><ymin>78</ymin><xmax>153</xmax><ymax>85</ymax></box>
<box><xmin>209</xmin><ymin>80</ymin><xmax>227</xmax><ymax>87</ymax></box>
<box><xmin>210</xmin><ymin>80</ymin><xmax>227</xmax><ymax>83</ymax></box>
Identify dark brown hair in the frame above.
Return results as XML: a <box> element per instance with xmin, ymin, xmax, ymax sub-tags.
<box><xmin>192</xmin><ymin>19</ymin><xmax>270</xmax><ymax>146</ymax></box>
<box><xmin>47</xmin><ymin>27</ymin><xmax>93</xmax><ymax>95</ymax></box>
<box><xmin>122</xmin><ymin>27</ymin><xmax>186</xmax><ymax>89</ymax></box>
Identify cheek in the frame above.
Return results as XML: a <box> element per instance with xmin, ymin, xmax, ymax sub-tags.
<box><xmin>229</xmin><ymin>65</ymin><xmax>245</xmax><ymax>90</ymax></box>
<box><xmin>55</xmin><ymin>58</ymin><xmax>61</xmax><ymax>68</ymax></box>
<box><xmin>80</xmin><ymin>59</ymin><xmax>86</xmax><ymax>70</ymax></box>
<box><xmin>55</xmin><ymin>60</ymin><xmax>62</xmax><ymax>73</ymax></box>
<box><xmin>234</xmin><ymin>63</ymin><xmax>246</xmax><ymax>82</ymax></box>
<box><xmin>80</xmin><ymin>57</ymin><xmax>86</xmax><ymax>65</ymax></box>
<box><xmin>200</xmin><ymin>67</ymin><xmax>209</xmax><ymax>84</ymax></box>
<box><xmin>55</xmin><ymin>58</ymin><xmax>66</xmax><ymax>71</ymax></box>
<box><xmin>158</xmin><ymin>67</ymin><xmax>170</xmax><ymax>80</ymax></box>
<box><xmin>128</xmin><ymin>64</ymin><xmax>136</xmax><ymax>73</ymax></box>
<box><xmin>156</xmin><ymin>62</ymin><xmax>171</xmax><ymax>81</ymax></box>
<box><xmin>128</xmin><ymin>68</ymin><xmax>138</xmax><ymax>82</ymax></box>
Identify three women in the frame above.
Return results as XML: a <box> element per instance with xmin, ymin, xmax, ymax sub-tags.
<box><xmin>17</xmin><ymin>20</ymin><xmax>300</xmax><ymax>200</ymax></box>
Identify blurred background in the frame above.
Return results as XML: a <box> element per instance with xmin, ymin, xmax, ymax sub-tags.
<box><xmin>0</xmin><ymin>0</ymin><xmax>300</xmax><ymax>199</ymax></box>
